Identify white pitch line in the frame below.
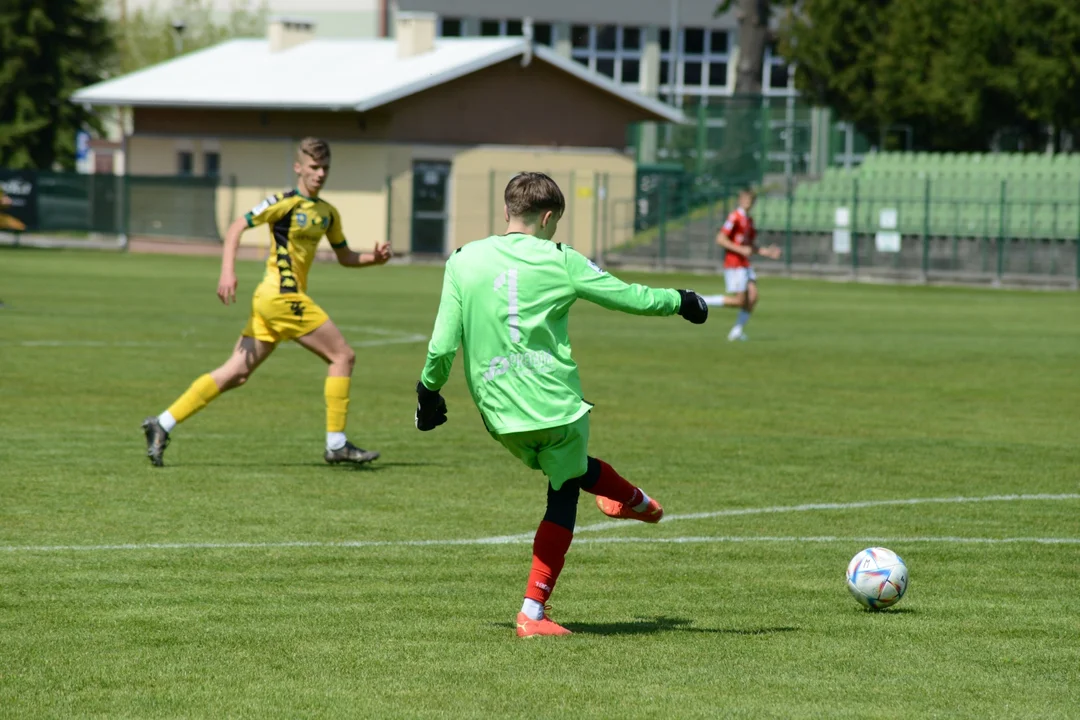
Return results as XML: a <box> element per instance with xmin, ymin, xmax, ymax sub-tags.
<box><xmin>572</xmin><ymin>493</ymin><xmax>1080</xmax><ymax>534</ymax></box>
<box><xmin>1</xmin><ymin>493</ymin><xmax>1077</xmax><ymax>554</ymax></box>
<box><xmin>0</xmin><ymin>333</ymin><xmax>428</xmax><ymax>350</ymax></box>
<box><xmin>2</xmin><ymin>535</ymin><xmax>1079</xmax><ymax>555</ymax></box>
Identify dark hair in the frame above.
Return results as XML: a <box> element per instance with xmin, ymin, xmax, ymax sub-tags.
<box><xmin>504</xmin><ymin>172</ymin><xmax>565</xmax><ymax>218</ymax></box>
<box><xmin>297</xmin><ymin>137</ymin><xmax>331</xmax><ymax>164</ymax></box>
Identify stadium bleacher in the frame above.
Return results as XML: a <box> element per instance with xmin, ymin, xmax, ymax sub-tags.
<box><xmin>755</xmin><ymin>152</ymin><xmax>1080</xmax><ymax>240</ymax></box>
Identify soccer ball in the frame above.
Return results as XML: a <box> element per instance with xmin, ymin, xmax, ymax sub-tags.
<box><xmin>846</xmin><ymin>547</ymin><xmax>908</xmax><ymax>610</ymax></box>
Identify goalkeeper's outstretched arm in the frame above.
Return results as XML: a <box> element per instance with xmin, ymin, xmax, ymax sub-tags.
<box><xmin>566</xmin><ymin>248</ymin><xmax>707</xmax><ymax>323</ymax></box>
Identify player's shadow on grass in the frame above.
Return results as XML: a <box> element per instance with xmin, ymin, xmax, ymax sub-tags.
<box><xmin>496</xmin><ymin>616</ymin><xmax>800</xmax><ymax>636</ymax></box>
<box><xmin>175</xmin><ymin>461</ymin><xmax>442</xmax><ymax>470</ymax></box>
<box><xmin>568</xmin><ymin>617</ymin><xmax>800</xmax><ymax>636</ymax></box>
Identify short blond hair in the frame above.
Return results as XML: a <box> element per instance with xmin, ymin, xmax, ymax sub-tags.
<box><xmin>297</xmin><ymin>137</ymin><xmax>331</xmax><ymax>164</ymax></box>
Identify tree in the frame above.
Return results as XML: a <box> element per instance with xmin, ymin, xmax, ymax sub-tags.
<box><xmin>116</xmin><ymin>0</ymin><xmax>267</xmax><ymax>76</ymax></box>
<box><xmin>0</xmin><ymin>0</ymin><xmax>115</xmax><ymax>170</ymax></box>
<box><xmin>778</xmin><ymin>0</ymin><xmax>1080</xmax><ymax>151</ymax></box>
<box><xmin>717</xmin><ymin>0</ymin><xmax>774</xmax><ymax>94</ymax></box>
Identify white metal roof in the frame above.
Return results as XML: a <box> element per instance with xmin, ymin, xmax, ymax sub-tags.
<box><xmin>72</xmin><ymin>37</ymin><xmax>685</xmax><ymax>124</ymax></box>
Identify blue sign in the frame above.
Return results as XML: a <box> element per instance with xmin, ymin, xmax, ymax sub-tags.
<box><xmin>75</xmin><ymin>131</ymin><xmax>90</xmax><ymax>161</ymax></box>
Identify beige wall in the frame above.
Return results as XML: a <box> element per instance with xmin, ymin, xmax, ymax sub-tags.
<box><xmin>126</xmin><ymin>136</ymin><xmax>637</xmax><ymax>259</ymax></box>
<box><xmin>448</xmin><ymin>146</ymin><xmax>636</xmax><ymax>258</ymax></box>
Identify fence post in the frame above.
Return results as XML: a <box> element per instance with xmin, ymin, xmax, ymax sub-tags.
<box><xmin>658</xmin><ymin>176</ymin><xmax>668</xmax><ymax>267</ymax></box>
<box><xmin>785</xmin><ymin>175</ymin><xmax>793</xmax><ymax>272</ymax></box>
<box><xmin>488</xmin><ymin>170</ymin><xmax>495</xmax><ymax>236</ymax></box>
<box><xmin>568</xmin><ymin>169</ymin><xmax>576</xmax><ymax>248</ymax></box>
<box><xmin>851</xmin><ymin>177</ymin><xmax>860</xmax><ymax>273</ymax></box>
<box><xmin>922</xmin><ymin>175</ymin><xmax>931</xmax><ymax>279</ymax></box>
<box><xmin>602</xmin><ymin>172</ymin><xmax>610</xmax><ymax>265</ymax></box>
<box><xmin>707</xmin><ymin>183</ymin><xmax>716</xmax><ymax>261</ymax></box>
<box><xmin>591</xmin><ymin>172</ymin><xmax>600</xmax><ymax>260</ymax></box>
<box><xmin>696</xmin><ymin>101</ymin><xmax>708</xmax><ymax>176</ymax></box>
<box><xmin>996</xmin><ymin>179</ymin><xmax>1007</xmax><ymax>286</ymax></box>
<box><xmin>385</xmin><ymin>175</ymin><xmax>393</xmax><ymax>248</ymax></box>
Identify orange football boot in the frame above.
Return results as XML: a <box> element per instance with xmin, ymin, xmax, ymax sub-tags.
<box><xmin>515</xmin><ymin>609</ymin><xmax>572</xmax><ymax>638</ymax></box>
<box><xmin>595</xmin><ymin>495</ymin><xmax>664</xmax><ymax>523</ymax></box>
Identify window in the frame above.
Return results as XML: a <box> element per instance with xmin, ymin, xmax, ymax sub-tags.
<box><xmin>480</xmin><ymin>19</ymin><xmax>500</xmax><ymax>36</ymax></box>
<box><xmin>708</xmin><ymin>62</ymin><xmax>729</xmax><ymax>87</ymax></box>
<box><xmin>204</xmin><ymin>152</ymin><xmax>220</xmax><ymax>177</ymax></box>
<box><xmin>571</xmin><ymin>25</ymin><xmax>590</xmax><ymax>49</ymax></box>
<box><xmin>533</xmin><ymin>22</ymin><xmax>552</xmax><ymax>46</ymax></box>
<box><xmin>683</xmin><ymin>61</ymin><xmax>702</xmax><ymax>86</ymax></box>
<box><xmin>661</xmin><ymin>27</ymin><xmax>732</xmax><ymax>105</ymax></box>
<box><xmin>506</xmin><ymin>19</ymin><xmax>523</xmax><ymax>36</ymax></box>
<box><xmin>177</xmin><ymin>151</ymin><xmax>193</xmax><ymax>176</ymax></box>
<box><xmin>439</xmin><ymin>18</ymin><xmax>462</xmax><ymax>37</ymax></box>
<box><xmin>684</xmin><ymin>28</ymin><xmax>705</xmax><ymax>55</ymax></box>
<box><xmin>764</xmin><ymin>42</ymin><xmax>794</xmax><ymax>94</ymax></box>
<box><xmin>569</xmin><ymin>24</ymin><xmax>645</xmax><ymax>86</ymax></box>
<box><xmin>596</xmin><ymin>25</ymin><xmax>617</xmax><ymax>51</ymax></box>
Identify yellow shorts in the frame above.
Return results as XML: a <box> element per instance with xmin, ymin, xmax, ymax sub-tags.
<box><xmin>242</xmin><ymin>288</ymin><xmax>329</xmax><ymax>344</ymax></box>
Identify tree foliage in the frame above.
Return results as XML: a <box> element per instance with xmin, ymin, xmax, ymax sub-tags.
<box><xmin>116</xmin><ymin>0</ymin><xmax>267</xmax><ymax>75</ymax></box>
<box><xmin>778</xmin><ymin>0</ymin><xmax>1080</xmax><ymax>151</ymax></box>
<box><xmin>0</xmin><ymin>0</ymin><xmax>115</xmax><ymax>170</ymax></box>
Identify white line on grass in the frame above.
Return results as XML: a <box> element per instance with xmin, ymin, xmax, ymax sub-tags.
<box><xmin>0</xmin><ymin>331</ymin><xmax>428</xmax><ymax>350</ymax></box>
<box><xmin>1</xmin><ymin>493</ymin><xmax>1077</xmax><ymax>554</ymax></box>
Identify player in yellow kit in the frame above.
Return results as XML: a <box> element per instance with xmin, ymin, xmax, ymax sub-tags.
<box><xmin>142</xmin><ymin>137</ymin><xmax>392</xmax><ymax>466</ymax></box>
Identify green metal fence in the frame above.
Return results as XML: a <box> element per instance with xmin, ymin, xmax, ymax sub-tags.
<box><xmin>609</xmin><ymin>172</ymin><xmax>1080</xmax><ymax>287</ymax></box>
<box><xmin>0</xmin><ymin>170</ymin><xmax>224</xmax><ymax>241</ymax></box>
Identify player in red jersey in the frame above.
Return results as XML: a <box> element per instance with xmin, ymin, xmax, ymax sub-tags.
<box><xmin>704</xmin><ymin>189</ymin><xmax>781</xmax><ymax>341</ymax></box>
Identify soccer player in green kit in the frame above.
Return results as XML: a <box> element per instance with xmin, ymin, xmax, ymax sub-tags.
<box><xmin>414</xmin><ymin>172</ymin><xmax>709</xmax><ymax>638</ymax></box>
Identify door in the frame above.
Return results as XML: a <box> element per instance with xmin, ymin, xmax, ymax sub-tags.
<box><xmin>411</xmin><ymin>161</ymin><xmax>451</xmax><ymax>254</ymax></box>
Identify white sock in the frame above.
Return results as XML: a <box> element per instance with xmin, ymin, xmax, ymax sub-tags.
<box><xmin>736</xmin><ymin>309</ymin><xmax>751</xmax><ymax>329</ymax></box>
<box><xmin>521</xmin><ymin>598</ymin><xmax>545</xmax><ymax>620</ymax></box>
<box><xmin>157</xmin><ymin>411</ymin><xmax>177</xmax><ymax>433</ymax></box>
<box><xmin>326</xmin><ymin>432</ymin><xmax>347</xmax><ymax>451</ymax></box>
<box><xmin>632</xmin><ymin>491</ymin><xmax>651</xmax><ymax>512</ymax></box>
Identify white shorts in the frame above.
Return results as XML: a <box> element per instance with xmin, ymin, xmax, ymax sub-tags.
<box><xmin>724</xmin><ymin>267</ymin><xmax>757</xmax><ymax>294</ymax></box>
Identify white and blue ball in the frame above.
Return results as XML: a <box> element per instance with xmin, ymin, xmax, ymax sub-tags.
<box><xmin>846</xmin><ymin>547</ymin><xmax>908</xmax><ymax>610</ymax></box>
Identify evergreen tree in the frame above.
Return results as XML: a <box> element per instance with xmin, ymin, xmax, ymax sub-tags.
<box><xmin>0</xmin><ymin>0</ymin><xmax>115</xmax><ymax>170</ymax></box>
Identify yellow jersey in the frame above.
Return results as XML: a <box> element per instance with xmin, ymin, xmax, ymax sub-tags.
<box><xmin>245</xmin><ymin>190</ymin><xmax>346</xmax><ymax>294</ymax></box>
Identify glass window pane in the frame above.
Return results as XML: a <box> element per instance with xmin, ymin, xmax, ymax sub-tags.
<box><xmin>596</xmin><ymin>25</ymin><xmax>617</xmax><ymax>51</ymax></box>
<box><xmin>683</xmin><ymin>61</ymin><xmax>703</xmax><ymax>86</ymax></box>
<box><xmin>684</xmin><ymin>28</ymin><xmax>705</xmax><ymax>55</ymax></box>
<box><xmin>621</xmin><ymin>26</ymin><xmax>641</xmax><ymax>51</ymax></box>
<box><xmin>506</xmin><ymin>20</ymin><xmax>523</xmax><ymax>36</ymax></box>
<box><xmin>177</xmin><ymin>151</ymin><xmax>193</xmax><ymax>176</ymax></box>
<box><xmin>708</xmin><ymin>62</ymin><xmax>728</xmax><ymax>87</ymax></box>
<box><xmin>596</xmin><ymin>57</ymin><xmax>615</xmax><ymax>78</ymax></box>
<box><xmin>440</xmin><ymin>18</ymin><xmax>462</xmax><ymax>37</ymax></box>
<box><xmin>571</xmin><ymin>25</ymin><xmax>590</xmax><ymax>49</ymax></box>
<box><xmin>659</xmin><ymin>60</ymin><xmax>670</xmax><ymax>84</ymax></box>
<box><xmin>533</xmin><ymin>22</ymin><xmax>552</xmax><ymax>46</ymax></box>
<box><xmin>204</xmin><ymin>152</ymin><xmax>220</xmax><ymax>177</ymax></box>
<box><xmin>660</xmin><ymin>29</ymin><xmax>671</xmax><ymax>52</ymax></box>
<box><xmin>770</xmin><ymin>64</ymin><xmax>790</xmax><ymax>89</ymax></box>
<box><xmin>621</xmin><ymin>58</ymin><xmax>640</xmax><ymax>84</ymax></box>
<box><xmin>709</xmin><ymin>30</ymin><xmax>729</xmax><ymax>54</ymax></box>
<box><xmin>572</xmin><ymin>53</ymin><xmax>589</xmax><ymax>67</ymax></box>
<box><xmin>480</xmin><ymin>19</ymin><xmax>500</xmax><ymax>36</ymax></box>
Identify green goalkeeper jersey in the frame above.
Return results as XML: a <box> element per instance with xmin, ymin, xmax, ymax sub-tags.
<box><xmin>420</xmin><ymin>233</ymin><xmax>681</xmax><ymax>435</ymax></box>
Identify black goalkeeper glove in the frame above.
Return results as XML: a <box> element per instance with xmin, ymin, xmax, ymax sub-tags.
<box><xmin>677</xmin><ymin>289</ymin><xmax>709</xmax><ymax>325</ymax></box>
<box><xmin>415</xmin><ymin>381</ymin><xmax>448</xmax><ymax>431</ymax></box>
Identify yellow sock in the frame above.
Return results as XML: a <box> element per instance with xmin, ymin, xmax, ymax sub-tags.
<box><xmin>166</xmin><ymin>374</ymin><xmax>221</xmax><ymax>424</ymax></box>
<box><xmin>325</xmin><ymin>376</ymin><xmax>351</xmax><ymax>433</ymax></box>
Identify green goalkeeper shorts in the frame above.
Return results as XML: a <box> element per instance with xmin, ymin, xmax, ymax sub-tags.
<box><xmin>491</xmin><ymin>412</ymin><xmax>590</xmax><ymax>490</ymax></box>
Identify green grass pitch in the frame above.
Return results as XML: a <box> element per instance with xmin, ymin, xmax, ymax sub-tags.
<box><xmin>1</xmin><ymin>249</ymin><xmax>1079</xmax><ymax>718</ymax></box>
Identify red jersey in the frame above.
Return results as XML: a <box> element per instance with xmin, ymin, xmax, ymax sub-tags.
<box><xmin>721</xmin><ymin>207</ymin><xmax>755</xmax><ymax>269</ymax></box>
